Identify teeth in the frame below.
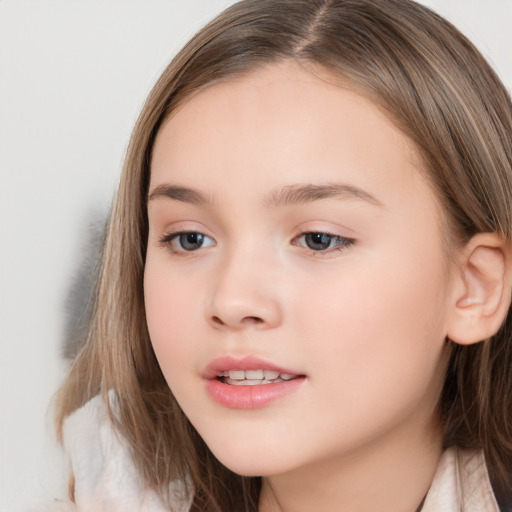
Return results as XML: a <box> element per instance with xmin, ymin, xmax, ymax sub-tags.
<box><xmin>245</xmin><ymin>369</ymin><xmax>264</xmax><ymax>379</ymax></box>
<box><xmin>227</xmin><ymin>378</ymin><xmax>282</xmax><ymax>386</ymax></box>
<box><xmin>239</xmin><ymin>379</ymin><xmax>264</xmax><ymax>386</ymax></box>
<box><xmin>220</xmin><ymin>369</ymin><xmax>298</xmax><ymax>384</ymax></box>
<box><xmin>263</xmin><ymin>370</ymin><xmax>280</xmax><ymax>380</ymax></box>
<box><xmin>228</xmin><ymin>370</ymin><xmax>245</xmax><ymax>380</ymax></box>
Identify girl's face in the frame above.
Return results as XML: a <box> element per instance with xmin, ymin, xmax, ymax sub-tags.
<box><xmin>145</xmin><ymin>62</ymin><xmax>455</xmax><ymax>478</ymax></box>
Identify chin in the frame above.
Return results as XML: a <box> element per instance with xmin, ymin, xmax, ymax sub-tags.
<box><xmin>213</xmin><ymin>453</ymin><xmax>285</xmax><ymax>477</ymax></box>
<box><xmin>201</xmin><ymin>435</ymin><xmax>300</xmax><ymax>477</ymax></box>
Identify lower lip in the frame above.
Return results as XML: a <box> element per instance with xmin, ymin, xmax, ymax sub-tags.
<box><xmin>205</xmin><ymin>377</ymin><xmax>305</xmax><ymax>409</ymax></box>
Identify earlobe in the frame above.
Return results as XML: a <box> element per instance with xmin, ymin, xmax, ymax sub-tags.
<box><xmin>446</xmin><ymin>233</ymin><xmax>512</xmax><ymax>346</ymax></box>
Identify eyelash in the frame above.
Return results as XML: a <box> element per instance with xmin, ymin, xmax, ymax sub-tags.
<box><xmin>292</xmin><ymin>231</ymin><xmax>355</xmax><ymax>255</ymax></box>
<box><xmin>158</xmin><ymin>230</ymin><xmax>355</xmax><ymax>255</ymax></box>
<box><xmin>159</xmin><ymin>231</ymin><xmax>215</xmax><ymax>254</ymax></box>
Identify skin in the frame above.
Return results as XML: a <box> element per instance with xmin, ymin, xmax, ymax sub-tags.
<box><xmin>144</xmin><ymin>61</ymin><xmax>458</xmax><ymax>512</ymax></box>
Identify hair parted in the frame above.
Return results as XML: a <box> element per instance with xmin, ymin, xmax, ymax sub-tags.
<box><xmin>56</xmin><ymin>0</ymin><xmax>512</xmax><ymax>509</ymax></box>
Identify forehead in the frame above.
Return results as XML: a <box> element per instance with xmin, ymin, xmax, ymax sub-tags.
<box><xmin>150</xmin><ymin>61</ymin><xmax>432</xmax><ymax>213</ymax></box>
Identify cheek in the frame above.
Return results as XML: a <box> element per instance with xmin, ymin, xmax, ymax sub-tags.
<box><xmin>292</xmin><ymin>243</ymin><xmax>449</xmax><ymax>399</ymax></box>
<box><xmin>143</xmin><ymin>257</ymin><xmax>202</xmax><ymax>381</ymax></box>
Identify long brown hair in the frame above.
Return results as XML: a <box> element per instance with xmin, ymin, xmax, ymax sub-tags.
<box><xmin>56</xmin><ymin>0</ymin><xmax>512</xmax><ymax>509</ymax></box>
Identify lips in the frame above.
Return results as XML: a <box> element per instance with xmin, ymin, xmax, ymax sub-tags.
<box><xmin>202</xmin><ymin>356</ymin><xmax>306</xmax><ymax>409</ymax></box>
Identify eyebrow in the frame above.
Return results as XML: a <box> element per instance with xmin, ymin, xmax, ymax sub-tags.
<box><xmin>148</xmin><ymin>184</ymin><xmax>211</xmax><ymax>205</ymax></box>
<box><xmin>264</xmin><ymin>183</ymin><xmax>382</xmax><ymax>208</ymax></box>
<box><xmin>147</xmin><ymin>182</ymin><xmax>382</xmax><ymax>208</ymax></box>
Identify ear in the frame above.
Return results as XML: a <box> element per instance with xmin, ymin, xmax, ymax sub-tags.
<box><xmin>446</xmin><ymin>233</ymin><xmax>512</xmax><ymax>345</ymax></box>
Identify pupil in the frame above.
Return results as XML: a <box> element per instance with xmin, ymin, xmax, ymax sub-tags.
<box><xmin>306</xmin><ymin>233</ymin><xmax>331</xmax><ymax>250</ymax></box>
<box><xmin>180</xmin><ymin>232</ymin><xmax>203</xmax><ymax>250</ymax></box>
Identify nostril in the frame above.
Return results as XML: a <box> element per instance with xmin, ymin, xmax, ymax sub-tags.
<box><xmin>210</xmin><ymin>315</ymin><xmax>264</xmax><ymax>328</ymax></box>
<box><xmin>242</xmin><ymin>316</ymin><xmax>264</xmax><ymax>325</ymax></box>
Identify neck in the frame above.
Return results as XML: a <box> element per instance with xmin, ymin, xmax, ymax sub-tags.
<box><xmin>258</xmin><ymin>414</ymin><xmax>443</xmax><ymax>512</ymax></box>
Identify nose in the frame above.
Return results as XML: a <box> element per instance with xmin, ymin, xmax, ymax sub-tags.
<box><xmin>205</xmin><ymin>249</ymin><xmax>283</xmax><ymax>331</ymax></box>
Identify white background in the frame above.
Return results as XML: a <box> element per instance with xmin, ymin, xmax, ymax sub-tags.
<box><xmin>0</xmin><ymin>1</ymin><xmax>511</xmax><ymax>511</ymax></box>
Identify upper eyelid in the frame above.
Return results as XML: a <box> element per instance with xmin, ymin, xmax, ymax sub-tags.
<box><xmin>291</xmin><ymin>226</ymin><xmax>355</xmax><ymax>241</ymax></box>
<box><xmin>159</xmin><ymin>229</ymin><xmax>214</xmax><ymax>242</ymax></box>
<box><xmin>157</xmin><ymin>227</ymin><xmax>354</xmax><ymax>240</ymax></box>
<box><xmin>290</xmin><ymin>218</ymin><xmax>356</xmax><ymax>235</ymax></box>
<box><xmin>157</xmin><ymin>222</ymin><xmax>213</xmax><ymax>238</ymax></box>
<box><xmin>156</xmin><ymin>226</ymin><xmax>356</xmax><ymax>250</ymax></box>
<box><xmin>158</xmin><ymin>227</ymin><xmax>349</xmax><ymax>238</ymax></box>
<box><xmin>294</xmin><ymin>231</ymin><xmax>352</xmax><ymax>240</ymax></box>
<box><xmin>292</xmin><ymin>231</ymin><xmax>355</xmax><ymax>244</ymax></box>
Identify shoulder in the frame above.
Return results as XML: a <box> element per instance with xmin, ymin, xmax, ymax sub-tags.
<box><xmin>51</xmin><ymin>394</ymin><xmax>188</xmax><ymax>512</ymax></box>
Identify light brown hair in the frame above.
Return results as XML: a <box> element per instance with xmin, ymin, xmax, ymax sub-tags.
<box><xmin>56</xmin><ymin>0</ymin><xmax>512</xmax><ymax>509</ymax></box>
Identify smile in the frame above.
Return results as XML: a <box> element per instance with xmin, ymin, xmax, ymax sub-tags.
<box><xmin>204</xmin><ymin>356</ymin><xmax>306</xmax><ymax>409</ymax></box>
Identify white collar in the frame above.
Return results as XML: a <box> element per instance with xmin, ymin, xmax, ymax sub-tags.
<box><xmin>61</xmin><ymin>395</ymin><xmax>500</xmax><ymax>512</ymax></box>
<box><xmin>423</xmin><ymin>446</ymin><xmax>500</xmax><ymax>512</ymax></box>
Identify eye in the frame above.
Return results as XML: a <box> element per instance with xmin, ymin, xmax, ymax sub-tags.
<box><xmin>160</xmin><ymin>231</ymin><xmax>215</xmax><ymax>253</ymax></box>
<box><xmin>294</xmin><ymin>232</ymin><xmax>354</xmax><ymax>253</ymax></box>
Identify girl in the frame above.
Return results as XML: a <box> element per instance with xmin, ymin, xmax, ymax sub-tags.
<box><xmin>52</xmin><ymin>0</ymin><xmax>512</xmax><ymax>510</ymax></box>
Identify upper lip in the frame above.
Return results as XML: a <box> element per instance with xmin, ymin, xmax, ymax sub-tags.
<box><xmin>202</xmin><ymin>355</ymin><xmax>303</xmax><ymax>380</ymax></box>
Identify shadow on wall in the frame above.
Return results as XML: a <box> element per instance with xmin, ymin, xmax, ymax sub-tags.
<box><xmin>62</xmin><ymin>208</ymin><xmax>109</xmax><ymax>360</ymax></box>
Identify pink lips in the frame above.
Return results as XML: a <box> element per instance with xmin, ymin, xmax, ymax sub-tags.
<box><xmin>203</xmin><ymin>356</ymin><xmax>305</xmax><ymax>409</ymax></box>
